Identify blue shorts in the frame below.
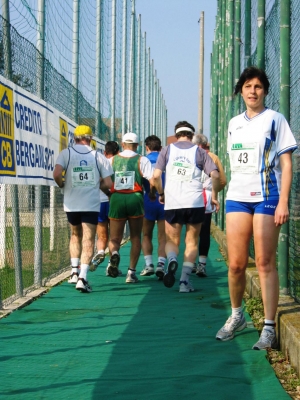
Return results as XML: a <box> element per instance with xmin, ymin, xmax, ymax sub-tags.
<box><xmin>98</xmin><ymin>201</ymin><xmax>110</xmax><ymax>223</ymax></box>
<box><xmin>226</xmin><ymin>199</ymin><xmax>278</xmax><ymax>216</ymax></box>
<box><xmin>144</xmin><ymin>194</ymin><xmax>165</xmax><ymax>221</ymax></box>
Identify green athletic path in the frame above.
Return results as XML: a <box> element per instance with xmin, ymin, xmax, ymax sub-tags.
<box><xmin>1</xmin><ymin>227</ymin><xmax>289</xmax><ymax>400</ymax></box>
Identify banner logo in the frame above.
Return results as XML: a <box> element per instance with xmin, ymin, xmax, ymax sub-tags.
<box><xmin>0</xmin><ymin>81</ymin><xmax>16</xmax><ymax>176</ymax></box>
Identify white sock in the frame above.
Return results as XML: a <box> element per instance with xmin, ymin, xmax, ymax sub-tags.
<box><xmin>180</xmin><ymin>262</ymin><xmax>194</xmax><ymax>282</ymax></box>
<box><xmin>79</xmin><ymin>264</ymin><xmax>89</xmax><ymax>280</ymax></box>
<box><xmin>144</xmin><ymin>255</ymin><xmax>153</xmax><ymax>266</ymax></box>
<box><xmin>232</xmin><ymin>306</ymin><xmax>243</xmax><ymax>317</ymax></box>
<box><xmin>98</xmin><ymin>250</ymin><xmax>105</xmax><ymax>255</ymax></box>
<box><xmin>71</xmin><ymin>258</ymin><xmax>80</xmax><ymax>267</ymax></box>
<box><xmin>158</xmin><ymin>257</ymin><xmax>166</xmax><ymax>265</ymax></box>
<box><xmin>199</xmin><ymin>256</ymin><xmax>207</xmax><ymax>265</ymax></box>
<box><xmin>264</xmin><ymin>319</ymin><xmax>276</xmax><ymax>331</ymax></box>
<box><xmin>167</xmin><ymin>251</ymin><xmax>177</xmax><ymax>262</ymax></box>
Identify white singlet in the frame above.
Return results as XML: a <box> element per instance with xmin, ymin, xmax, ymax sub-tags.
<box><xmin>164</xmin><ymin>143</ymin><xmax>204</xmax><ymax>210</ymax></box>
<box><xmin>226</xmin><ymin>108</ymin><xmax>297</xmax><ymax>202</ymax></box>
<box><xmin>55</xmin><ymin>144</ymin><xmax>113</xmax><ymax>212</ymax></box>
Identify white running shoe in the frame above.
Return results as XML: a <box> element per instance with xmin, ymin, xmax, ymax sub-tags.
<box><xmin>216</xmin><ymin>313</ymin><xmax>247</xmax><ymax>341</ymax></box>
<box><xmin>90</xmin><ymin>252</ymin><xmax>105</xmax><ymax>271</ymax></box>
<box><xmin>76</xmin><ymin>278</ymin><xmax>92</xmax><ymax>293</ymax></box>
<box><xmin>196</xmin><ymin>263</ymin><xmax>207</xmax><ymax>278</ymax></box>
<box><xmin>179</xmin><ymin>280</ymin><xmax>195</xmax><ymax>293</ymax></box>
<box><xmin>68</xmin><ymin>272</ymin><xmax>79</xmax><ymax>284</ymax></box>
<box><xmin>126</xmin><ymin>271</ymin><xmax>139</xmax><ymax>283</ymax></box>
<box><xmin>140</xmin><ymin>264</ymin><xmax>155</xmax><ymax>276</ymax></box>
<box><xmin>155</xmin><ymin>263</ymin><xmax>165</xmax><ymax>279</ymax></box>
<box><xmin>252</xmin><ymin>327</ymin><xmax>277</xmax><ymax>350</ymax></box>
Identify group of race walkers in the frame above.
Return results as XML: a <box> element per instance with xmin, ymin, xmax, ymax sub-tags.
<box><xmin>53</xmin><ymin>66</ymin><xmax>297</xmax><ymax>351</ymax></box>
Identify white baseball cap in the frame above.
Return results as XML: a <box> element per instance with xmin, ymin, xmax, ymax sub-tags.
<box><xmin>122</xmin><ymin>132</ymin><xmax>139</xmax><ymax>144</ymax></box>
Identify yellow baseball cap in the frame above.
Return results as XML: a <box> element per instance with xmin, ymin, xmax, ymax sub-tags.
<box><xmin>74</xmin><ymin>125</ymin><xmax>92</xmax><ymax>138</ymax></box>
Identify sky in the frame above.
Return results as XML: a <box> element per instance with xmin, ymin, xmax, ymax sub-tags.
<box><xmin>135</xmin><ymin>0</ymin><xmax>218</xmax><ymax>139</ymax></box>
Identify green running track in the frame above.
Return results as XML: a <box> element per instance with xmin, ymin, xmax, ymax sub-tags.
<box><xmin>0</xmin><ymin>227</ymin><xmax>289</xmax><ymax>400</ymax></box>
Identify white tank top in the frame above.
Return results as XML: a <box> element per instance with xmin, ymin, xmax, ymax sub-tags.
<box><xmin>164</xmin><ymin>144</ymin><xmax>204</xmax><ymax>210</ymax></box>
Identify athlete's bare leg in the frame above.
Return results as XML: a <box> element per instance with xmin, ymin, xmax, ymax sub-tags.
<box><xmin>253</xmin><ymin>214</ymin><xmax>281</xmax><ymax>320</ymax></box>
<box><xmin>128</xmin><ymin>217</ymin><xmax>144</xmax><ymax>269</ymax></box>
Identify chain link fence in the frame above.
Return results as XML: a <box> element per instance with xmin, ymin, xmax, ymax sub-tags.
<box><xmin>0</xmin><ymin>0</ymin><xmax>163</xmax><ymax>307</ymax></box>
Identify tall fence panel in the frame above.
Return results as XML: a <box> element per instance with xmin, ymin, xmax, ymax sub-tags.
<box><xmin>210</xmin><ymin>0</ymin><xmax>300</xmax><ymax>302</ymax></box>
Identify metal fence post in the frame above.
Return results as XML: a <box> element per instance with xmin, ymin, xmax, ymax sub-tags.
<box><xmin>72</xmin><ymin>0</ymin><xmax>80</xmax><ymax>122</ymax></box>
<box><xmin>278</xmin><ymin>0</ymin><xmax>291</xmax><ymax>295</ymax></box>
<box><xmin>95</xmin><ymin>0</ymin><xmax>102</xmax><ymax>138</ymax></box>
<box><xmin>110</xmin><ymin>0</ymin><xmax>117</xmax><ymax>141</ymax></box>
<box><xmin>257</xmin><ymin>0</ymin><xmax>265</xmax><ymax>70</ymax></box>
<box><xmin>121</xmin><ymin>0</ymin><xmax>128</xmax><ymax>137</ymax></box>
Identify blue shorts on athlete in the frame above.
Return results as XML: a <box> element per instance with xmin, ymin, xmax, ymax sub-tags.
<box><xmin>98</xmin><ymin>201</ymin><xmax>110</xmax><ymax>223</ymax></box>
<box><xmin>144</xmin><ymin>193</ymin><xmax>165</xmax><ymax>221</ymax></box>
<box><xmin>226</xmin><ymin>199</ymin><xmax>278</xmax><ymax>216</ymax></box>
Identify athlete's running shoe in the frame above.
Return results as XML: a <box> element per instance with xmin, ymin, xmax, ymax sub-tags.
<box><xmin>68</xmin><ymin>272</ymin><xmax>79</xmax><ymax>284</ymax></box>
<box><xmin>106</xmin><ymin>262</ymin><xmax>122</xmax><ymax>276</ymax></box>
<box><xmin>216</xmin><ymin>313</ymin><xmax>247</xmax><ymax>341</ymax></box>
<box><xmin>76</xmin><ymin>278</ymin><xmax>92</xmax><ymax>293</ymax></box>
<box><xmin>126</xmin><ymin>271</ymin><xmax>139</xmax><ymax>283</ymax></box>
<box><xmin>163</xmin><ymin>259</ymin><xmax>178</xmax><ymax>288</ymax></box>
<box><xmin>155</xmin><ymin>263</ymin><xmax>165</xmax><ymax>279</ymax></box>
<box><xmin>179</xmin><ymin>280</ymin><xmax>195</xmax><ymax>293</ymax></box>
<box><xmin>90</xmin><ymin>252</ymin><xmax>105</xmax><ymax>271</ymax></box>
<box><xmin>196</xmin><ymin>262</ymin><xmax>207</xmax><ymax>278</ymax></box>
<box><xmin>108</xmin><ymin>253</ymin><xmax>120</xmax><ymax>278</ymax></box>
<box><xmin>140</xmin><ymin>264</ymin><xmax>155</xmax><ymax>276</ymax></box>
<box><xmin>252</xmin><ymin>327</ymin><xmax>278</xmax><ymax>350</ymax></box>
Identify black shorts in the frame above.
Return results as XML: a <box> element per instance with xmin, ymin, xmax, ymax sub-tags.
<box><xmin>66</xmin><ymin>211</ymin><xmax>99</xmax><ymax>226</ymax></box>
<box><xmin>164</xmin><ymin>207</ymin><xmax>205</xmax><ymax>225</ymax></box>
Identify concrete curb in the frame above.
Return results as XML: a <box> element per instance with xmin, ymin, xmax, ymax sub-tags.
<box><xmin>211</xmin><ymin>222</ymin><xmax>300</xmax><ymax>377</ymax></box>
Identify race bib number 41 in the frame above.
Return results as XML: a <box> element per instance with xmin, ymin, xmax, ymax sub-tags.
<box><xmin>72</xmin><ymin>166</ymin><xmax>96</xmax><ymax>187</ymax></box>
<box><xmin>230</xmin><ymin>142</ymin><xmax>259</xmax><ymax>174</ymax></box>
<box><xmin>115</xmin><ymin>171</ymin><xmax>135</xmax><ymax>190</ymax></box>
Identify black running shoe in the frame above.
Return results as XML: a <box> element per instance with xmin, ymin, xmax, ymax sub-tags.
<box><xmin>163</xmin><ymin>259</ymin><xmax>178</xmax><ymax>288</ymax></box>
<box><xmin>108</xmin><ymin>253</ymin><xmax>121</xmax><ymax>278</ymax></box>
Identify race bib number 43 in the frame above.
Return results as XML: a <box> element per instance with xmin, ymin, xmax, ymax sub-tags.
<box><xmin>230</xmin><ymin>142</ymin><xmax>259</xmax><ymax>174</ymax></box>
<box><xmin>72</xmin><ymin>166</ymin><xmax>96</xmax><ymax>187</ymax></box>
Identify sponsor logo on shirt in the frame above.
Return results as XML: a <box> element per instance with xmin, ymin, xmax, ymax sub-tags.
<box><xmin>250</xmin><ymin>192</ymin><xmax>261</xmax><ymax>196</ymax></box>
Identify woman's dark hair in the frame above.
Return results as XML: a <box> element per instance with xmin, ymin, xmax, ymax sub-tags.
<box><xmin>174</xmin><ymin>121</ymin><xmax>195</xmax><ymax>140</ymax></box>
<box><xmin>105</xmin><ymin>141</ymin><xmax>119</xmax><ymax>155</ymax></box>
<box><xmin>234</xmin><ymin>66</ymin><xmax>270</xmax><ymax>95</ymax></box>
<box><xmin>145</xmin><ymin>135</ymin><xmax>161</xmax><ymax>151</ymax></box>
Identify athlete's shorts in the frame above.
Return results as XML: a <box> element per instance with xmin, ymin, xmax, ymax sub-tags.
<box><xmin>66</xmin><ymin>211</ymin><xmax>99</xmax><ymax>226</ymax></box>
<box><xmin>164</xmin><ymin>207</ymin><xmax>205</xmax><ymax>225</ymax></box>
<box><xmin>98</xmin><ymin>201</ymin><xmax>110</xmax><ymax>223</ymax></box>
<box><xmin>109</xmin><ymin>192</ymin><xmax>144</xmax><ymax>220</ymax></box>
<box><xmin>144</xmin><ymin>194</ymin><xmax>165</xmax><ymax>221</ymax></box>
<box><xmin>226</xmin><ymin>199</ymin><xmax>279</xmax><ymax>216</ymax></box>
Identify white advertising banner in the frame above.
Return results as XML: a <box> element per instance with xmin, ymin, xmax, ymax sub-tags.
<box><xmin>0</xmin><ymin>75</ymin><xmax>105</xmax><ymax>186</ymax></box>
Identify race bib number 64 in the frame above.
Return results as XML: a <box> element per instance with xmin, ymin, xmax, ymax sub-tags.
<box><xmin>72</xmin><ymin>166</ymin><xmax>96</xmax><ymax>187</ymax></box>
